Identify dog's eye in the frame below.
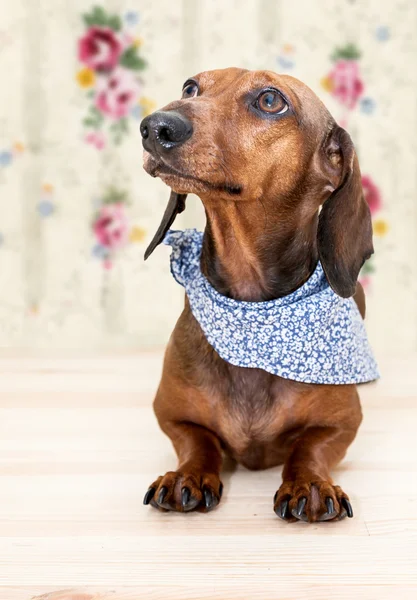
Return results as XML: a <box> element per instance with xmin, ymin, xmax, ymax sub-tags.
<box><xmin>256</xmin><ymin>90</ymin><xmax>288</xmax><ymax>114</ymax></box>
<box><xmin>182</xmin><ymin>81</ymin><xmax>199</xmax><ymax>99</ymax></box>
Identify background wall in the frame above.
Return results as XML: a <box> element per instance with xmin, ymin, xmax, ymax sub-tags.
<box><xmin>0</xmin><ymin>0</ymin><xmax>415</xmax><ymax>353</ymax></box>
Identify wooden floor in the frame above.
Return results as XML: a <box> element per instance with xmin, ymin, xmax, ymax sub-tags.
<box><xmin>0</xmin><ymin>354</ymin><xmax>416</xmax><ymax>600</ymax></box>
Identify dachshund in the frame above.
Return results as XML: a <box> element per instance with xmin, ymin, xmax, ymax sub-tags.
<box><xmin>139</xmin><ymin>68</ymin><xmax>375</xmax><ymax>523</ymax></box>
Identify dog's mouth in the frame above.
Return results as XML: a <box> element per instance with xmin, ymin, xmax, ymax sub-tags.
<box><xmin>144</xmin><ymin>152</ymin><xmax>242</xmax><ymax>196</ymax></box>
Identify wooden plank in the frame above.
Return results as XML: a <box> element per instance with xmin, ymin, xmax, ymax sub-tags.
<box><xmin>0</xmin><ymin>355</ymin><xmax>416</xmax><ymax>598</ymax></box>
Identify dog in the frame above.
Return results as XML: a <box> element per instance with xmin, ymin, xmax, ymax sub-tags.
<box><xmin>140</xmin><ymin>68</ymin><xmax>377</xmax><ymax>522</ymax></box>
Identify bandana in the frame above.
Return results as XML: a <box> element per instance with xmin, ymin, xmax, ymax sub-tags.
<box><xmin>164</xmin><ymin>229</ymin><xmax>379</xmax><ymax>385</ymax></box>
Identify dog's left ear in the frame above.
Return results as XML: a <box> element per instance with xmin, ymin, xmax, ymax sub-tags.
<box><xmin>144</xmin><ymin>191</ymin><xmax>187</xmax><ymax>260</ymax></box>
<box><xmin>317</xmin><ymin>125</ymin><xmax>373</xmax><ymax>298</ymax></box>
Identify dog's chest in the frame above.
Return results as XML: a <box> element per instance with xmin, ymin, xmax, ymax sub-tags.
<box><xmin>211</xmin><ymin>365</ymin><xmax>303</xmax><ymax>457</ymax></box>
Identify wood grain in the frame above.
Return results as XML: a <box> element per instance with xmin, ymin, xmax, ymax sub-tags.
<box><xmin>0</xmin><ymin>354</ymin><xmax>416</xmax><ymax>600</ymax></box>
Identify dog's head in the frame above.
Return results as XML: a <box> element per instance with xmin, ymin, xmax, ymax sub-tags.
<box><xmin>141</xmin><ymin>67</ymin><xmax>373</xmax><ymax>298</ymax></box>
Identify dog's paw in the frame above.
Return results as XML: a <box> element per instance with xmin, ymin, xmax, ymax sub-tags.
<box><xmin>273</xmin><ymin>480</ymin><xmax>353</xmax><ymax>523</ymax></box>
<box><xmin>143</xmin><ymin>471</ymin><xmax>223</xmax><ymax>513</ymax></box>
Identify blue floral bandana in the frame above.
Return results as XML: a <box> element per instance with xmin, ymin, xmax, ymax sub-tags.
<box><xmin>164</xmin><ymin>229</ymin><xmax>379</xmax><ymax>385</ymax></box>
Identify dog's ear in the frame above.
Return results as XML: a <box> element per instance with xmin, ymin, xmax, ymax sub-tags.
<box><xmin>144</xmin><ymin>191</ymin><xmax>187</xmax><ymax>260</ymax></box>
<box><xmin>317</xmin><ymin>125</ymin><xmax>373</xmax><ymax>298</ymax></box>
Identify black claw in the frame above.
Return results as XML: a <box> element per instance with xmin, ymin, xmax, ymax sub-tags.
<box><xmin>297</xmin><ymin>497</ymin><xmax>307</xmax><ymax>517</ymax></box>
<box><xmin>326</xmin><ymin>497</ymin><xmax>335</xmax><ymax>515</ymax></box>
<box><xmin>219</xmin><ymin>482</ymin><xmax>224</xmax><ymax>498</ymax></box>
<box><xmin>204</xmin><ymin>488</ymin><xmax>214</xmax><ymax>509</ymax></box>
<box><xmin>341</xmin><ymin>497</ymin><xmax>353</xmax><ymax>518</ymax></box>
<box><xmin>278</xmin><ymin>499</ymin><xmax>289</xmax><ymax>519</ymax></box>
<box><xmin>274</xmin><ymin>490</ymin><xmax>278</xmax><ymax>504</ymax></box>
<box><xmin>181</xmin><ymin>487</ymin><xmax>191</xmax><ymax>507</ymax></box>
<box><xmin>157</xmin><ymin>486</ymin><xmax>168</xmax><ymax>505</ymax></box>
<box><xmin>143</xmin><ymin>487</ymin><xmax>156</xmax><ymax>505</ymax></box>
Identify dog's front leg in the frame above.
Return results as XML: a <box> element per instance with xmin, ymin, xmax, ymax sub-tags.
<box><xmin>143</xmin><ymin>420</ymin><xmax>223</xmax><ymax>513</ymax></box>
<box><xmin>273</xmin><ymin>424</ymin><xmax>359</xmax><ymax>523</ymax></box>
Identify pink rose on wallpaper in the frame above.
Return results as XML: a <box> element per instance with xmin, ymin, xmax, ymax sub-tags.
<box><xmin>95</xmin><ymin>67</ymin><xmax>141</xmax><ymax>119</ymax></box>
<box><xmin>85</xmin><ymin>131</ymin><xmax>106</xmax><ymax>150</ymax></box>
<box><xmin>359</xmin><ymin>275</ymin><xmax>371</xmax><ymax>290</ymax></box>
<box><xmin>93</xmin><ymin>204</ymin><xmax>129</xmax><ymax>250</ymax></box>
<box><xmin>328</xmin><ymin>60</ymin><xmax>364</xmax><ymax>110</ymax></box>
<box><xmin>362</xmin><ymin>175</ymin><xmax>382</xmax><ymax>215</ymax></box>
<box><xmin>78</xmin><ymin>26</ymin><xmax>122</xmax><ymax>71</ymax></box>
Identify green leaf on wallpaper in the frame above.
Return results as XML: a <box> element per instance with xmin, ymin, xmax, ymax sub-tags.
<box><xmin>89</xmin><ymin>105</ymin><xmax>104</xmax><ymax>122</ymax></box>
<box><xmin>109</xmin><ymin>121</ymin><xmax>121</xmax><ymax>134</ymax></box>
<box><xmin>107</xmin><ymin>15</ymin><xmax>122</xmax><ymax>31</ymax></box>
<box><xmin>83</xmin><ymin>6</ymin><xmax>110</xmax><ymax>28</ymax></box>
<box><xmin>83</xmin><ymin>106</ymin><xmax>104</xmax><ymax>130</ymax></box>
<box><xmin>83</xmin><ymin>118</ymin><xmax>98</xmax><ymax>128</ymax></box>
<box><xmin>86</xmin><ymin>90</ymin><xmax>95</xmax><ymax>99</ymax></box>
<box><xmin>119</xmin><ymin>47</ymin><xmax>146</xmax><ymax>71</ymax></box>
<box><xmin>82</xmin><ymin>14</ymin><xmax>93</xmax><ymax>27</ymax></box>
<box><xmin>82</xmin><ymin>7</ymin><xmax>122</xmax><ymax>31</ymax></box>
<box><xmin>331</xmin><ymin>43</ymin><xmax>361</xmax><ymax>61</ymax></box>
<box><xmin>108</xmin><ymin>119</ymin><xmax>129</xmax><ymax>141</ymax></box>
<box><xmin>102</xmin><ymin>187</ymin><xmax>129</xmax><ymax>205</ymax></box>
<box><xmin>91</xmin><ymin>6</ymin><xmax>107</xmax><ymax>25</ymax></box>
<box><xmin>119</xmin><ymin>118</ymin><xmax>129</xmax><ymax>133</ymax></box>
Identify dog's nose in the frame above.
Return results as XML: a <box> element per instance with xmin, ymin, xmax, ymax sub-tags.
<box><xmin>140</xmin><ymin>111</ymin><xmax>193</xmax><ymax>151</ymax></box>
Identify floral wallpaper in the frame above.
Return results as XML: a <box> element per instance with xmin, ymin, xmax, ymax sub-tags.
<box><xmin>321</xmin><ymin>42</ymin><xmax>387</xmax><ymax>289</ymax></box>
<box><xmin>77</xmin><ymin>5</ymin><xmax>150</xmax><ymax>149</ymax></box>
<box><xmin>0</xmin><ymin>0</ymin><xmax>416</xmax><ymax>354</ymax></box>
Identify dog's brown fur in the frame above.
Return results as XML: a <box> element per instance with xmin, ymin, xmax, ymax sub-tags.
<box><xmin>141</xmin><ymin>68</ymin><xmax>373</xmax><ymax>522</ymax></box>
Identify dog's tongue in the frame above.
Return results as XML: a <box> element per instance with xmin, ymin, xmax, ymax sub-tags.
<box><xmin>144</xmin><ymin>191</ymin><xmax>187</xmax><ymax>260</ymax></box>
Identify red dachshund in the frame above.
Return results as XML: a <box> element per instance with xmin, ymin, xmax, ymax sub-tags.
<box><xmin>140</xmin><ymin>68</ymin><xmax>375</xmax><ymax>522</ymax></box>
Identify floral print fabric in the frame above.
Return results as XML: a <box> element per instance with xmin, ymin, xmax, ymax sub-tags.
<box><xmin>164</xmin><ymin>229</ymin><xmax>380</xmax><ymax>385</ymax></box>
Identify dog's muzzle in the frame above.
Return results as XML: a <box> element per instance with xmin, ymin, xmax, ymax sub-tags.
<box><xmin>140</xmin><ymin>111</ymin><xmax>193</xmax><ymax>152</ymax></box>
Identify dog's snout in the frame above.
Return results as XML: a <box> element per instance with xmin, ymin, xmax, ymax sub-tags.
<box><xmin>140</xmin><ymin>111</ymin><xmax>193</xmax><ymax>151</ymax></box>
